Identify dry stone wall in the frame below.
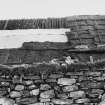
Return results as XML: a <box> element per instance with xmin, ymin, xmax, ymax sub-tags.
<box><xmin>0</xmin><ymin>15</ymin><xmax>105</xmax><ymax>105</ymax></box>
<box><xmin>0</xmin><ymin>64</ymin><xmax>105</xmax><ymax>105</ymax></box>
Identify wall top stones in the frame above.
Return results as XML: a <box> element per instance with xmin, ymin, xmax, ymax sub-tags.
<box><xmin>0</xmin><ymin>15</ymin><xmax>105</xmax><ymax>30</ymax></box>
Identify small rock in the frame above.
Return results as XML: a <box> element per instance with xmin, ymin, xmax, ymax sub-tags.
<box><xmin>75</xmin><ymin>98</ymin><xmax>90</xmax><ymax>103</ymax></box>
<box><xmin>10</xmin><ymin>91</ymin><xmax>22</xmax><ymax>98</ymax></box>
<box><xmin>69</xmin><ymin>91</ymin><xmax>85</xmax><ymax>98</ymax></box>
<box><xmin>40</xmin><ymin>98</ymin><xmax>50</xmax><ymax>102</ymax></box>
<box><xmin>40</xmin><ymin>84</ymin><xmax>51</xmax><ymax>90</ymax></box>
<box><xmin>40</xmin><ymin>90</ymin><xmax>55</xmax><ymax>99</ymax></box>
<box><xmin>15</xmin><ymin>85</ymin><xmax>24</xmax><ymax>91</ymax></box>
<box><xmin>51</xmin><ymin>99</ymin><xmax>73</xmax><ymax>105</ymax></box>
<box><xmin>30</xmin><ymin>88</ymin><xmax>39</xmax><ymax>96</ymax></box>
<box><xmin>62</xmin><ymin>85</ymin><xmax>78</xmax><ymax>92</ymax></box>
<box><xmin>58</xmin><ymin>78</ymin><xmax>76</xmax><ymax>86</ymax></box>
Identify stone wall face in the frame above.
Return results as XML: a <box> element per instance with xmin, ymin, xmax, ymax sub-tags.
<box><xmin>0</xmin><ymin>65</ymin><xmax>105</xmax><ymax>105</ymax></box>
<box><xmin>0</xmin><ymin>15</ymin><xmax>105</xmax><ymax>105</ymax></box>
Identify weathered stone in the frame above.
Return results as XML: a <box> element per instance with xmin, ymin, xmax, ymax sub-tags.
<box><xmin>24</xmin><ymin>75</ymin><xmax>40</xmax><ymax>80</ymax></box>
<box><xmin>75</xmin><ymin>98</ymin><xmax>90</xmax><ymax>103</ymax></box>
<box><xmin>12</xmin><ymin>76</ymin><xmax>21</xmax><ymax>84</ymax></box>
<box><xmin>62</xmin><ymin>85</ymin><xmax>78</xmax><ymax>92</ymax></box>
<box><xmin>46</xmin><ymin>79</ymin><xmax>57</xmax><ymax>83</ymax></box>
<box><xmin>15</xmin><ymin>85</ymin><xmax>24</xmax><ymax>91</ymax></box>
<box><xmin>30</xmin><ymin>88</ymin><xmax>39</xmax><ymax>96</ymax></box>
<box><xmin>0</xmin><ymin>98</ymin><xmax>15</xmax><ymax>105</ymax></box>
<box><xmin>40</xmin><ymin>90</ymin><xmax>55</xmax><ymax>99</ymax></box>
<box><xmin>34</xmin><ymin>79</ymin><xmax>44</xmax><ymax>83</ymax></box>
<box><xmin>69</xmin><ymin>91</ymin><xmax>85</xmax><ymax>98</ymax></box>
<box><xmin>66</xmin><ymin>72</ymin><xmax>83</xmax><ymax>76</ymax></box>
<box><xmin>57</xmin><ymin>78</ymin><xmax>76</xmax><ymax>85</ymax></box>
<box><xmin>40</xmin><ymin>84</ymin><xmax>51</xmax><ymax>90</ymax></box>
<box><xmin>101</xmin><ymin>93</ymin><xmax>105</xmax><ymax>101</ymax></box>
<box><xmin>29</xmin><ymin>103</ymin><xmax>44</xmax><ymax>105</ymax></box>
<box><xmin>29</xmin><ymin>102</ymin><xmax>54</xmax><ymax>105</ymax></box>
<box><xmin>22</xmin><ymin>90</ymin><xmax>30</xmax><ymax>97</ymax></box>
<box><xmin>80</xmin><ymin>81</ymin><xmax>104</xmax><ymax>88</ymax></box>
<box><xmin>87</xmin><ymin>93</ymin><xmax>99</xmax><ymax>98</ymax></box>
<box><xmin>94</xmin><ymin>77</ymin><xmax>105</xmax><ymax>81</ymax></box>
<box><xmin>0</xmin><ymin>82</ymin><xmax>10</xmax><ymax>86</ymax></box>
<box><xmin>91</xmin><ymin>89</ymin><xmax>104</xmax><ymax>95</ymax></box>
<box><xmin>40</xmin><ymin>98</ymin><xmax>50</xmax><ymax>102</ymax></box>
<box><xmin>85</xmin><ymin>72</ymin><xmax>101</xmax><ymax>76</ymax></box>
<box><xmin>17</xmin><ymin>97</ymin><xmax>37</xmax><ymax>104</ymax></box>
<box><xmin>29</xmin><ymin>84</ymin><xmax>37</xmax><ymax>90</ymax></box>
<box><xmin>24</xmin><ymin>80</ymin><xmax>33</xmax><ymax>85</ymax></box>
<box><xmin>49</xmin><ymin>74</ymin><xmax>63</xmax><ymax>79</ymax></box>
<box><xmin>99</xmin><ymin>100</ymin><xmax>105</xmax><ymax>105</ymax></box>
<box><xmin>51</xmin><ymin>99</ymin><xmax>73</xmax><ymax>105</ymax></box>
<box><xmin>57</xmin><ymin>93</ymin><xmax>69</xmax><ymax>99</ymax></box>
<box><xmin>10</xmin><ymin>91</ymin><xmax>22</xmax><ymax>98</ymax></box>
<box><xmin>0</xmin><ymin>90</ymin><xmax>7</xmax><ymax>97</ymax></box>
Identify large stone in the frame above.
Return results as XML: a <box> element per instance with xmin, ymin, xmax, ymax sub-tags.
<box><xmin>51</xmin><ymin>99</ymin><xmax>73</xmax><ymax>105</ymax></box>
<box><xmin>62</xmin><ymin>85</ymin><xmax>78</xmax><ymax>92</ymax></box>
<box><xmin>29</xmin><ymin>84</ymin><xmax>37</xmax><ymax>90</ymax></box>
<box><xmin>30</xmin><ymin>88</ymin><xmax>39</xmax><ymax>96</ymax></box>
<box><xmin>40</xmin><ymin>84</ymin><xmax>51</xmax><ymax>90</ymax></box>
<box><xmin>49</xmin><ymin>74</ymin><xmax>63</xmax><ymax>79</ymax></box>
<box><xmin>17</xmin><ymin>97</ymin><xmax>37</xmax><ymax>104</ymax></box>
<box><xmin>46</xmin><ymin>79</ymin><xmax>57</xmax><ymax>83</ymax></box>
<box><xmin>40</xmin><ymin>90</ymin><xmax>55</xmax><ymax>99</ymax></box>
<box><xmin>0</xmin><ymin>90</ymin><xmax>7</xmax><ymax>97</ymax></box>
<box><xmin>85</xmin><ymin>72</ymin><xmax>101</xmax><ymax>76</ymax></box>
<box><xmin>22</xmin><ymin>90</ymin><xmax>30</xmax><ymax>97</ymax></box>
<box><xmin>29</xmin><ymin>103</ymin><xmax>44</xmax><ymax>105</ymax></box>
<box><xmin>57</xmin><ymin>93</ymin><xmax>69</xmax><ymax>99</ymax></box>
<box><xmin>24</xmin><ymin>80</ymin><xmax>33</xmax><ymax>85</ymax></box>
<box><xmin>69</xmin><ymin>91</ymin><xmax>85</xmax><ymax>98</ymax></box>
<box><xmin>0</xmin><ymin>98</ymin><xmax>15</xmax><ymax>105</ymax></box>
<box><xmin>0</xmin><ymin>82</ymin><xmax>10</xmax><ymax>86</ymax></box>
<box><xmin>101</xmin><ymin>93</ymin><xmax>105</xmax><ymax>101</ymax></box>
<box><xmin>99</xmin><ymin>100</ymin><xmax>105</xmax><ymax>105</ymax></box>
<box><xmin>24</xmin><ymin>75</ymin><xmax>40</xmax><ymax>80</ymax></box>
<box><xmin>57</xmin><ymin>78</ymin><xmax>76</xmax><ymax>86</ymax></box>
<box><xmin>29</xmin><ymin>102</ymin><xmax>54</xmax><ymax>105</ymax></box>
<box><xmin>75</xmin><ymin>98</ymin><xmax>90</xmax><ymax>103</ymax></box>
<box><xmin>15</xmin><ymin>85</ymin><xmax>24</xmax><ymax>91</ymax></box>
<box><xmin>40</xmin><ymin>98</ymin><xmax>51</xmax><ymax>102</ymax></box>
<box><xmin>91</xmin><ymin>89</ymin><xmax>104</xmax><ymax>95</ymax></box>
<box><xmin>10</xmin><ymin>91</ymin><xmax>22</xmax><ymax>98</ymax></box>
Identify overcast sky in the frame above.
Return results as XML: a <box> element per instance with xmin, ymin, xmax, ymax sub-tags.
<box><xmin>0</xmin><ymin>0</ymin><xmax>105</xmax><ymax>19</ymax></box>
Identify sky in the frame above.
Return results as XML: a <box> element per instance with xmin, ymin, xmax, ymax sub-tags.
<box><xmin>0</xmin><ymin>0</ymin><xmax>105</xmax><ymax>19</ymax></box>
